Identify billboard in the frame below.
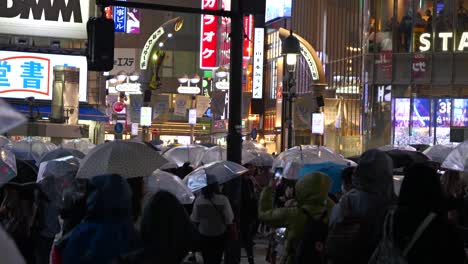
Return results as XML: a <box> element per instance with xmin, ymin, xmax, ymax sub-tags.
<box><xmin>453</xmin><ymin>99</ymin><xmax>468</xmax><ymax>127</ymax></box>
<box><xmin>393</xmin><ymin>98</ymin><xmax>410</xmax><ymax>145</ymax></box>
<box><xmin>436</xmin><ymin>98</ymin><xmax>451</xmax><ymax>144</ymax></box>
<box><xmin>265</xmin><ymin>0</ymin><xmax>292</xmax><ymax>22</ymax></box>
<box><xmin>0</xmin><ymin>51</ymin><xmax>87</xmax><ymax>101</ymax></box>
<box><xmin>200</xmin><ymin>0</ymin><xmax>219</xmax><ymax>69</ymax></box>
<box><xmin>411</xmin><ymin>98</ymin><xmax>431</xmax><ymax>144</ymax></box>
<box><xmin>0</xmin><ymin>0</ymin><xmax>90</xmax><ymax>39</ymax></box>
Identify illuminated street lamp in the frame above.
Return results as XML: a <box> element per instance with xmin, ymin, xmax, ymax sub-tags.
<box><xmin>282</xmin><ymin>30</ymin><xmax>300</xmax><ymax>150</ymax></box>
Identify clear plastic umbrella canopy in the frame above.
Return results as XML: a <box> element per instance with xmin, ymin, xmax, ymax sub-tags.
<box><xmin>37</xmin><ymin>156</ymin><xmax>80</xmax><ymax>208</ymax></box>
<box><xmin>442</xmin><ymin>141</ymin><xmax>468</xmax><ymax>172</ymax></box>
<box><xmin>272</xmin><ymin>145</ymin><xmax>347</xmax><ymax>179</ymax></box>
<box><xmin>144</xmin><ymin>169</ymin><xmax>195</xmax><ymax>204</ymax></box>
<box><xmin>76</xmin><ymin>141</ymin><xmax>168</xmax><ymax>179</ymax></box>
<box><xmin>0</xmin><ymin>147</ymin><xmax>17</xmax><ymax>187</ymax></box>
<box><xmin>12</xmin><ymin>138</ymin><xmax>57</xmax><ymax>163</ymax></box>
<box><xmin>201</xmin><ymin>146</ymin><xmax>256</xmax><ymax>166</ymax></box>
<box><xmin>183</xmin><ymin>161</ymin><xmax>248</xmax><ymax>192</ymax></box>
<box><xmin>163</xmin><ymin>145</ymin><xmax>208</xmax><ymax>167</ymax></box>
<box><xmin>0</xmin><ymin>99</ymin><xmax>26</xmax><ymax>135</ymax></box>
<box><xmin>37</xmin><ymin>148</ymin><xmax>85</xmax><ymax>165</ymax></box>
<box><xmin>378</xmin><ymin>145</ymin><xmax>417</xmax><ymax>152</ymax></box>
<box><xmin>423</xmin><ymin>144</ymin><xmax>457</xmax><ymax>164</ymax></box>
<box><xmin>247</xmin><ymin>150</ymin><xmax>274</xmax><ymax>167</ymax></box>
<box><xmin>243</xmin><ymin>141</ymin><xmax>267</xmax><ymax>152</ymax></box>
<box><xmin>0</xmin><ymin>136</ymin><xmax>12</xmax><ymax>149</ymax></box>
<box><xmin>61</xmin><ymin>139</ymin><xmax>96</xmax><ymax>155</ymax></box>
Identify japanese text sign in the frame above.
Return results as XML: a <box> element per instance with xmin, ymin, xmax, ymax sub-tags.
<box><xmin>243</xmin><ymin>16</ymin><xmax>253</xmax><ymax>58</ymax></box>
<box><xmin>0</xmin><ymin>51</ymin><xmax>87</xmax><ymax>101</ymax></box>
<box><xmin>111</xmin><ymin>49</ymin><xmax>136</xmax><ymax>75</ymax></box>
<box><xmin>252</xmin><ymin>28</ymin><xmax>264</xmax><ymax>99</ymax></box>
<box><xmin>200</xmin><ymin>0</ymin><xmax>219</xmax><ymax>69</ymax></box>
<box><xmin>113</xmin><ymin>6</ymin><xmax>127</xmax><ymax>32</ymax></box>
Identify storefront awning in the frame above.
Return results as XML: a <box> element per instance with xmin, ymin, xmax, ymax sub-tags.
<box><xmin>10</xmin><ymin>104</ymin><xmax>109</xmax><ymax>122</ymax></box>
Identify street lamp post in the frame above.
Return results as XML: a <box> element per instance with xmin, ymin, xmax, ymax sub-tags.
<box><xmin>282</xmin><ymin>30</ymin><xmax>300</xmax><ymax>149</ymax></box>
<box><xmin>177</xmin><ymin>74</ymin><xmax>201</xmax><ymax>144</ymax></box>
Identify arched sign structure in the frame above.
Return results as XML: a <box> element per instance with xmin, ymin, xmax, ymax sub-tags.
<box><xmin>140</xmin><ymin>17</ymin><xmax>184</xmax><ymax>70</ymax></box>
<box><xmin>278</xmin><ymin>28</ymin><xmax>327</xmax><ymax>86</ymax></box>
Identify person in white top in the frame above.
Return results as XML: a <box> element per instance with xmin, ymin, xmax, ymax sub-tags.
<box><xmin>191</xmin><ymin>183</ymin><xmax>234</xmax><ymax>264</ymax></box>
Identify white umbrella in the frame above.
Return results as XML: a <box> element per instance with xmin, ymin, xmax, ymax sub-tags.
<box><xmin>201</xmin><ymin>146</ymin><xmax>256</xmax><ymax>165</ymax></box>
<box><xmin>423</xmin><ymin>144</ymin><xmax>457</xmax><ymax>164</ymax></box>
<box><xmin>76</xmin><ymin>141</ymin><xmax>168</xmax><ymax>179</ymax></box>
<box><xmin>37</xmin><ymin>148</ymin><xmax>85</xmax><ymax>165</ymax></box>
<box><xmin>0</xmin><ymin>136</ymin><xmax>12</xmax><ymax>149</ymax></box>
<box><xmin>272</xmin><ymin>145</ymin><xmax>347</xmax><ymax>179</ymax></box>
<box><xmin>144</xmin><ymin>169</ymin><xmax>194</xmax><ymax>204</ymax></box>
<box><xmin>163</xmin><ymin>145</ymin><xmax>208</xmax><ymax>167</ymax></box>
<box><xmin>378</xmin><ymin>145</ymin><xmax>416</xmax><ymax>152</ymax></box>
<box><xmin>12</xmin><ymin>138</ymin><xmax>57</xmax><ymax>163</ymax></box>
<box><xmin>442</xmin><ymin>141</ymin><xmax>468</xmax><ymax>172</ymax></box>
<box><xmin>184</xmin><ymin>161</ymin><xmax>248</xmax><ymax>192</ymax></box>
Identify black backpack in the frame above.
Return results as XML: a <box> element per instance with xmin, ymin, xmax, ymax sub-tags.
<box><xmin>294</xmin><ymin>208</ymin><xmax>328</xmax><ymax>264</ymax></box>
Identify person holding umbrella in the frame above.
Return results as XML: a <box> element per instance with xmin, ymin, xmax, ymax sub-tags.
<box><xmin>191</xmin><ymin>182</ymin><xmax>234</xmax><ymax>264</ymax></box>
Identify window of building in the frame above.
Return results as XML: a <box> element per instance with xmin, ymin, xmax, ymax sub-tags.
<box><xmin>369</xmin><ymin>0</ymin><xmax>395</xmax><ymax>53</ymax></box>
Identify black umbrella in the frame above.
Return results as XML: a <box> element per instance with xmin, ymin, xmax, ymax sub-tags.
<box><xmin>385</xmin><ymin>149</ymin><xmax>430</xmax><ymax>169</ymax></box>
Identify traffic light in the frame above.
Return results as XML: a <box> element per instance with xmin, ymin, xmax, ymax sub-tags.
<box><xmin>87</xmin><ymin>16</ymin><xmax>115</xmax><ymax>71</ymax></box>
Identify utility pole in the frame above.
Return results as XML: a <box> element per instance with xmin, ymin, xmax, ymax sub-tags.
<box><xmin>226</xmin><ymin>0</ymin><xmax>243</xmax><ymax>164</ymax></box>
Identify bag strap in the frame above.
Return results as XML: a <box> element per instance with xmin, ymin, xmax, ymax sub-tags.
<box><xmin>207</xmin><ymin>197</ymin><xmax>226</xmax><ymax>225</ymax></box>
<box><xmin>402</xmin><ymin>212</ymin><xmax>436</xmax><ymax>257</ymax></box>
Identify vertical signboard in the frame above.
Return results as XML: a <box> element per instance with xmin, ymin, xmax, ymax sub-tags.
<box><xmin>189</xmin><ymin>109</ymin><xmax>197</xmax><ymax>124</ymax></box>
<box><xmin>243</xmin><ymin>15</ymin><xmax>254</xmax><ymax>57</ymax></box>
<box><xmin>140</xmin><ymin>107</ymin><xmax>152</xmax><ymax>126</ymax></box>
<box><xmin>252</xmin><ymin>28</ymin><xmax>264</xmax><ymax>99</ymax></box>
<box><xmin>113</xmin><ymin>6</ymin><xmax>127</xmax><ymax>32</ymax></box>
<box><xmin>200</xmin><ymin>0</ymin><xmax>219</xmax><ymax>69</ymax></box>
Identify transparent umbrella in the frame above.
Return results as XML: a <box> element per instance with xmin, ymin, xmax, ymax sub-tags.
<box><xmin>442</xmin><ymin>141</ymin><xmax>468</xmax><ymax>172</ymax></box>
<box><xmin>200</xmin><ymin>146</ymin><xmax>256</xmax><ymax>166</ymax></box>
<box><xmin>37</xmin><ymin>156</ymin><xmax>80</xmax><ymax>208</ymax></box>
<box><xmin>0</xmin><ymin>99</ymin><xmax>26</xmax><ymax>134</ymax></box>
<box><xmin>378</xmin><ymin>145</ymin><xmax>417</xmax><ymax>152</ymax></box>
<box><xmin>61</xmin><ymin>139</ymin><xmax>96</xmax><ymax>155</ymax></box>
<box><xmin>183</xmin><ymin>161</ymin><xmax>248</xmax><ymax>192</ymax></box>
<box><xmin>423</xmin><ymin>144</ymin><xmax>457</xmax><ymax>164</ymax></box>
<box><xmin>0</xmin><ymin>136</ymin><xmax>12</xmax><ymax>149</ymax></box>
<box><xmin>144</xmin><ymin>169</ymin><xmax>194</xmax><ymax>204</ymax></box>
<box><xmin>243</xmin><ymin>141</ymin><xmax>267</xmax><ymax>152</ymax></box>
<box><xmin>12</xmin><ymin>138</ymin><xmax>57</xmax><ymax>164</ymax></box>
<box><xmin>247</xmin><ymin>150</ymin><xmax>274</xmax><ymax>167</ymax></box>
<box><xmin>0</xmin><ymin>147</ymin><xmax>17</xmax><ymax>187</ymax></box>
<box><xmin>272</xmin><ymin>145</ymin><xmax>347</xmax><ymax>179</ymax></box>
<box><xmin>76</xmin><ymin>141</ymin><xmax>168</xmax><ymax>179</ymax></box>
<box><xmin>37</xmin><ymin>148</ymin><xmax>85</xmax><ymax>165</ymax></box>
<box><xmin>163</xmin><ymin>145</ymin><xmax>208</xmax><ymax>167</ymax></box>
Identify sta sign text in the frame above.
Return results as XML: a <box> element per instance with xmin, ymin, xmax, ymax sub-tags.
<box><xmin>419</xmin><ymin>32</ymin><xmax>468</xmax><ymax>51</ymax></box>
<box><xmin>0</xmin><ymin>0</ymin><xmax>90</xmax><ymax>39</ymax></box>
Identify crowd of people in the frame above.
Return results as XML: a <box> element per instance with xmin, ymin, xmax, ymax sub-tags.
<box><xmin>1</xmin><ymin>145</ymin><xmax>468</xmax><ymax>264</ymax></box>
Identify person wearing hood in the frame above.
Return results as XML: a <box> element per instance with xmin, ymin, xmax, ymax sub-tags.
<box><xmin>119</xmin><ymin>191</ymin><xmax>200</xmax><ymax>264</ymax></box>
<box><xmin>62</xmin><ymin>174</ymin><xmax>140</xmax><ymax>264</ymax></box>
<box><xmin>329</xmin><ymin>149</ymin><xmax>395</xmax><ymax>264</ymax></box>
<box><xmin>258</xmin><ymin>172</ymin><xmax>333</xmax><ymax>264</ymax></box>
<box><xmin>393</xmin><ymin>163</ymin><xmax>465</xmax><ymax>263</ymax></box>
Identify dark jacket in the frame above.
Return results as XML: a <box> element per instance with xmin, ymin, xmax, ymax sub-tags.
<box><xmin>393</xmin><ymin>164</ymin><xmax>465</xmax><ymax>264</ymax></box>
<box><xmin>330</xmin><ymin>149</ymin><xmax>396</xmax><ymax>263</ymax></box>
<box><xmin>63</xmin><ymin>174</ymin><xmax>140</xmax><ymax>264</ymax></box>
<box><xmin>119</xmin><ymin>191</ymin><xmax>200</xmax><ymax>264</ymax></box>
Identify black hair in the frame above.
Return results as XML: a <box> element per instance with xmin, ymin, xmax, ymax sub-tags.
<box><xmin>201</xmin><ymin>183</ymin><xmax>220</xmax><ymax>200</ymax></box>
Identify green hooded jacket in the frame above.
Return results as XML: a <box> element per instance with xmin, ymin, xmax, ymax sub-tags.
<box><xmin>259</xmin><ymin>172</ymin><xmax>334</xmax><ymax>264</ymax></box>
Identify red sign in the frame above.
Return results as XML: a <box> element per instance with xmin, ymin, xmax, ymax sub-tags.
<box><xmin>243</xmin><ymin>15</ymin><xmax>253</xmax><ymax>58</ymax></box>
<box><xmin>112</xmin><ymin>101</ymin><xmax>125</xmax><ymax>113</ymax></box>
<box><xmin>200</xmin><ymin>0</ymin><xmax>219</xmax><ymax>69</ymax></box>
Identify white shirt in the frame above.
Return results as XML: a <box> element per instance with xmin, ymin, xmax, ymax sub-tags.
<box><xmin>191</xmin><ymin>194</ymin><xmax>234</xmax><ymax>237</ymax></box>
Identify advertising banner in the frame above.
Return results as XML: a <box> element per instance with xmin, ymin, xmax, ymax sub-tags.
<box><xmin>174</xmin><ymin>95</ymin><xmax>187</xmax><ymax>117</ymax></box>
<box><xmin>0</xmin><ymin>51</ymin><xmax>87</xmax><ymax>101</ymax></box>
<box><xmin>0</xmin><ymin>0</ymin><xmax>90</xmax><ymax>39</ymax></box>
<box><xmin>436</xmin><ymin>98</ymin><xmax>451</xmax><ymax>144</ymax></box>
<box><xmin>453</xmin><ymin>99</ymin><xmax>468</xmax><ymax>127</ymax></box>
<box><xmin>252</xmin><ymin>28</ymin><xmax>265</xmax><ymax>99</ymax></box>
<box><xmin>153</xmin><ymin>94</ymin><xmax>170</xmax><ymax>121</ymax></box>
<box><xmin>110</xmin><ymin>49</ymin><xmax>136</xmax><ymax>76</ymax></box>
<box><xmin>196</xmin><ymin>96</ymin><xmax>210</xmax><ymax>118</ymax></box>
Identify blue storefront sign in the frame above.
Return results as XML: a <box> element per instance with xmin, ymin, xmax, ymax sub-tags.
<box><xmin>113</xmin><ymin>6</ymin><xmax>127</xmax><ymax>33</ymax></box>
